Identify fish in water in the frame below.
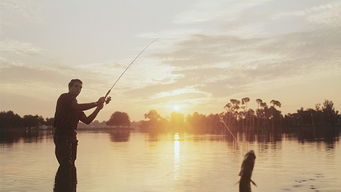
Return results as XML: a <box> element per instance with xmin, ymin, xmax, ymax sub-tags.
<box><xmin>239</xmin><ymin>150</ymin><xmax>256</xmax><ymax>192</ymax></box>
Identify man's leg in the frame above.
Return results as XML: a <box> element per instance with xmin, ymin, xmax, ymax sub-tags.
<box><xmin>71</xmin><ymin>138</ymin><xmax>78</xmax><ymax>164</ymax></box>
<box><xmin>54</xmin><ymin>135</ymin><xmax>73</xmax><ymax>166</ymax></box>
<box><xmin>54</xmin><ymin>164</ymin><xmax>77</xmax><ymax>192</ymax></box>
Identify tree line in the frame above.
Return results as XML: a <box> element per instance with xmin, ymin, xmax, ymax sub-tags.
<box><xmin>139</xmin><ymin>99</ymin><xmax>341</xmax><ymax>136</ymax></box>
<box><xmin>0</xmin><ymin>111</ymin><xmax>54</xmax><ymax>130</ymax></box>
<box><xmin>0</xmin><ymin>110</ymin><xmax>131</xmax><ymax>130</ymax></box>
<box><xmin>1</xmin><ymin>99</ymin><xmax>340</xmax><ymax>136</ymax></box>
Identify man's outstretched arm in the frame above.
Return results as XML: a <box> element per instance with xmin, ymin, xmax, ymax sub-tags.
<box><xmin>79</xmin><ymin>104</ymin><xmax>103</xmax><ymax>124</ymax></box>
<box><xmin>72</xmin><ymin>97</ymin><xmax>105</xmax><ymax>111</ymax></box>
<box><xmin>72</xmin><ymin>102</ymin><xmax>97</xmax><ymax>111</ymax></box>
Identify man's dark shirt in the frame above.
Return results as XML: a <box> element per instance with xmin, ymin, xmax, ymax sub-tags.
<box><xmin>53</xmin><ymin>93</ymin><xmax>85</xmax><ymax>135</ymax></box>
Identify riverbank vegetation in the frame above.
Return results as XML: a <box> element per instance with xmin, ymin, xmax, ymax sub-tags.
<box><xmin>1</xmin><ymin>99</ymin><xmax>340</xmax><ymax>137</ymax></box>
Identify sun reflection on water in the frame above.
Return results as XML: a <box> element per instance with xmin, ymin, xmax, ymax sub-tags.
<box><xmin>173</xmin><ymin>132</ymin><xmax>181</xmax><ymax>180</ymax></box>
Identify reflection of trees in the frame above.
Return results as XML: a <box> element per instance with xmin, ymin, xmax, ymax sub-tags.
<box><xmin>0</xmin><ymin>130</ymin><xmax>24</xmax><ymax>144</ymax></box>
<box><xmin>108</xmin><ymin>129</ymin><xmax>130</xmax><ymax>142</ymax></box>
<box><xmin>0</xmin><ymin>129</ymin><xmax>52</xmax><ymax>144</ymax></box>
<box><xmin>145</xmin><ymin>131</ymin><xmax>162</xmax><ymax>142</ymax></box>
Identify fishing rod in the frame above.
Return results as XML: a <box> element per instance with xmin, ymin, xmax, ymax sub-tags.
<box><xmin>218</xmin><ymin>114</ymin><xmax>238</xmax><ymax>142</ymax></box>
<box><xmin>104</xmin><ymin>39</ymin><xmax>158</xmax><ymax>100</ymax></box>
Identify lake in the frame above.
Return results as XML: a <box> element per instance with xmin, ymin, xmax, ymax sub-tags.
<box><xmin>0</xmin><ymin>130</ymin><xmax>340</xmax><ymax>192</ymax></box>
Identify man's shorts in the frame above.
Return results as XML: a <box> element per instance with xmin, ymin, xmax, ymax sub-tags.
<box><xmin>53</xmin><ymin>132</ymin><xmax>78</xmax><ymax>166</ymax></box>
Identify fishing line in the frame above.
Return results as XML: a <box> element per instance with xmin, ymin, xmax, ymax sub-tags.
<box><xmin>104</xmin><ymin>38</ymin><xmax>159</xmax><ymax>99</ymax></box>
<box><xmin>218</xmin><ymin>114</ymin><xmax>238</xmax><ymax>143</ymax></box>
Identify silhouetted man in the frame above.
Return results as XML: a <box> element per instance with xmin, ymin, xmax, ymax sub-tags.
<box><xmin>53</xmin><ymin>79</ymin><xmax>111</xmax><ymax>166</ymax></box>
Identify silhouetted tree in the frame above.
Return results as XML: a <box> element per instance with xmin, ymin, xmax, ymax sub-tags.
<box><xmin>144</xmin><ymin>110</ymin><xmax>162</xmax><ymax>122</ymax></box>
<box><xmin>0</xmin><ymin>111</ymin><xmax>23</xmax><ymax>128</ymax></box>
<box><xmin>45</xmin><ymin>118</ymin><xmax>55</xmax><ymax>126</ymax></box>
<box><xmin>186</xmin><ymin>112</ymin><xmax>207</xmax><ymax>133</ymax></box>
<box><xmin>142</xmin><ymin>110</ymin><xmax>169</xmax><ymax>131</ymax></box>
<box><xmin>106</xmin><ymin>111</ymin><xmax>131</xmax><ymax>127</ymax></box>
<box><xmin>321</xmin><ymin>100</ymin><xmax>339</xmax><ymax>127</ymax></box>
<box><xmin>242</xmin><ymin>97</ymin><xmax>250</xmax><ymax>108</ymax></box>
<box><xmin>256</xmin><ymin>99</ymin><xmax>262</xmax><ymax>109</ymax></box>
<box><xmin>270</xmin><ymin>100</ymin><xmax>281</xmax><ymax>108</ymax></box>
<box><xmin>230</xmin><ymin>99</ymin><xmax>241</xmax><ymax>119</ymax></box>
<box><xmin>22</xmin><ymin>115</ymin><xmax>44</xmax><ymax>128</ymax></box>
<box><xmin>170</xmin><ymin>112</ymin><xmax>185</xmax><ymax>129</ymax></box>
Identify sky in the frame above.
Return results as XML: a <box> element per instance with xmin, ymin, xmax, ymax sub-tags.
<box><xmin>0</xmin><ymin>0</ymin><xmax>340</xmax><ymax>121</ymax></box>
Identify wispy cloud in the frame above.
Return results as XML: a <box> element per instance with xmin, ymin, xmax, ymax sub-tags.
<box><xmin>173</xmin><ymin>0</ymin><xmax>272</xmax><ymax>24</ymax></box>
<box><xmin>273</xmin><ymin>1</ymin><xmax>341</xmax><ymax>25</ymax></box>
<box><xmin>127</xmin><ymin>24</ymin><xmax>341</xmax><ymax>108</ymax></box>
<box><xmin>0</xmin><ymin>40</ymin><xmax>43</xmax><ymax>55</ymax></box>
<box><xmin>0</xmin><ymin>0</ymin><xmax>42</xmax><ymax>35</ymax></box>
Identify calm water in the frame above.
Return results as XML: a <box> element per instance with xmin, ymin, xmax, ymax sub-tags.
<box><xmin>0</xmin><ymin>130</ymin><xmax>340</xmax><ymax>192</ymax></box>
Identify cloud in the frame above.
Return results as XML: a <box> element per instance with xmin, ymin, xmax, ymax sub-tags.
<box><xmin>0</xmin><ymin>39</ymin><xmax>118</xmax><ymax>90</ymax></box>
<box><xmin>151</xmin><ymin>34</ymin><xmax>264</xmax><ymax>67</ymax></box>
<box><xmin>173</xmin><ymin>0</ymin><xmax>272</xmax><ymax>24</ymax></box>
<box><xmin>152</xmin><ymin>87</ymin><xmax>206</xmax><ymax>98</ymax></box>
<box><xmin>157</xmin><ymin>25</ymin><xmax>341</xmax><ymax>65</ymax></box>
<box><xmin>0</xmin><ymin>40</ymin><xmax>43</xmax><ymax>55</ymax></box>
<box><xmin>0</xmin><ymin>65</ymin><xmax>68</xmax><ymax>85</ymax></box>
<box><xmin>273</xmin><ymin>1</ymin><xmax>341</xmax><ymax>25</ymax></box>
<box><xmin>0</xmin><ymin>39</ymin><xmax>108</xmax><ymax>88</ymax></box>
<box><xmin>0</xmin><ymin>0</ymin><xmax>42</xmax><ymax>35</ymax></box>
<box><xmin>137</xmin><ymin>24</ymin><xmax>341</xmax><ymax>100</ymax></box>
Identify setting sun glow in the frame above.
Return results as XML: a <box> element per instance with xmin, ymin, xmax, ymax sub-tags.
<box><xmin>172</xmin><ymin>105</ymin><xmax>182</xmax><ymax>112</ymax></box>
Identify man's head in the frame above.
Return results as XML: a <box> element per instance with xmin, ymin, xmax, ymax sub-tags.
<box><xmin>68</xmin><ymin>79</ymin><xmax>82</xmax><ymax>96</ymax></box>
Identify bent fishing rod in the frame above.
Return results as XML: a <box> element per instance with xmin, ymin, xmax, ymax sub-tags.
<box><xmin>218</xmin><ymin>114</ymin><xmax>237</xmax><ymax>142</ymax></box>
<box><xmin>104</xmin><ymin>39</ymin><xmax>158</xmax><ymax>100</ymax></box>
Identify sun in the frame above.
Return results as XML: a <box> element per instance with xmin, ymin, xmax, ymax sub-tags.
<box><xmin>167</xmin><ymin>103</ymin><xmax>187</xmax><ymax>113</ymax></box>
<box><xmin>172</xmin><ymin>104</ymin><xmax>182</xmax><ymax>112</ymax></box>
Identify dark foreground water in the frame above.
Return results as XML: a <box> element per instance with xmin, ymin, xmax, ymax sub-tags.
<box><xmin>0</xmin><ymin>130</ymin><xmax>340</xmax><ymax>192</ymax></box>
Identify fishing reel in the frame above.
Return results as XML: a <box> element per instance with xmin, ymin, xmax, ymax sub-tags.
<box><xmin>105</xmin><ymin>96</ymin><xmax>111</xmax><ymax>104</ymax></box>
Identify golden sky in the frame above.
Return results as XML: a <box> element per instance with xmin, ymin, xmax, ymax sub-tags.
<box><xmin>1</xmin><ymin>0</ymin><xmax>340</xmax><ymax>121</ymax></box>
